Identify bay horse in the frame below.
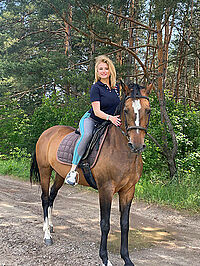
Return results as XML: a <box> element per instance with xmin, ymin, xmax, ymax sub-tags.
<box><xmin>30</xmin><ymin>82</ymin><xmax>152</xmax><ymax>266</ymax></box>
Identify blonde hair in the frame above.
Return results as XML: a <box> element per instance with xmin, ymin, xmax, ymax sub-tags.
<box><xmin>94</xmin><ymin>55</ymin><xmax>116</xmax><ymax>88</ymax></box>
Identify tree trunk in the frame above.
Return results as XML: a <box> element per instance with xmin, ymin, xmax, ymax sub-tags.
<box><xmin>88</xmin><ymin>7</ymin><xmax>96</xmax><ymax>72</ymax></box>
<box><xmin>127</xmin><ymin>0</ymin><xmax>135</xmax><ymax>83</ymax></box>
<box><xmin>116</xmin><ymin>7</ymin><xmax>123</xmax><ymax>72</ymax></box>
<box><xmin>64</xmin><ymin>5</ymin><xmax>72</xmax><ymax>56</ymax></box>
<box><xmin>156</xmin><ymin>20</ymin><xmax>178</xmax><ymax>178</ymax></box>
<box><xmin>145</xmin><ymin>1</ymin><xmax>152</xmax><ymax>70</ymax></box>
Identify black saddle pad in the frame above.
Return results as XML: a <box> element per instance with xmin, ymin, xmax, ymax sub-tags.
<box><xmin>57</xmin><ymin>127</ymin><xmax>108</xmax><ymax>169</ymax></box>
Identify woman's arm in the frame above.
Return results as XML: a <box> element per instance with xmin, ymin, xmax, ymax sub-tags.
<box><xmin>92</xmin><ymin>101</ymin><xmax>121</xmax><ymax>126</ymax></box>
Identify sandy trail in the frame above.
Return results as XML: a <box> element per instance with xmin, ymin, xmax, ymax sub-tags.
<box><xmin>0</xmin><ymin>175</ymin><xmax>199</xmax><ymax>266</ymax></box>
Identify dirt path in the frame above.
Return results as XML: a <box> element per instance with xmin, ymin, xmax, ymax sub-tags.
<box><xmin>0</xmin><ymin>175</ymin><xmax>200</xmax><ymax>266</ymax></box>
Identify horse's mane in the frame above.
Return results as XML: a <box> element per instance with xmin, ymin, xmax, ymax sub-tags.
<box><xmin>114</xmin><ymin>94</ymin><xmax>125</xmax><ymax>115</ymax></box>
<box><xmin>115</xmin><ymin>83</ymin><xmax>144</xmax><ymax>115</ymax></box>
<box><xmin>129</xmin><ymin>83</ymin><xmax>145</xmax><ymax>98</ymax></box>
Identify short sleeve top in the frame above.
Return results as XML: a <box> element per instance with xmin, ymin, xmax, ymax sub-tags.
<box><xmin>88</xmin><ymin>80</ymin><xmax>120</xmax><ymax>123</ymax></box>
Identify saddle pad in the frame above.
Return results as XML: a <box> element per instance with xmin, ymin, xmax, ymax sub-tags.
<box><xmin>56</xmin><ymin>128</ymin><xmax>108</xmax><ymax>169</ymax></box>
<box><xmin>57</xmin><ymin>132</ymin><xmax>79</xmax><ymax>165</ymax></box>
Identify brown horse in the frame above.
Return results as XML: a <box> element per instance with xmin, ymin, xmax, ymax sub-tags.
<box><xmin>30</xmin><ymin>82</ymin><xmax>152</xmax><ymax>266</ymax></box>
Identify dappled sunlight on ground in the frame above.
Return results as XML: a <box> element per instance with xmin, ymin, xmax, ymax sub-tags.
<box><xmin>108</xmin><ymin>226</ymin><xmax>177</xmax><ymax>253</ymax></box>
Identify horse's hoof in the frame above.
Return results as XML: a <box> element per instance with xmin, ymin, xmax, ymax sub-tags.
<box><xmin>44</xmin><ymin>238</ymin><xmax>53</xmax><ymax>246</ymax></box>
<box><xmin>50</xmin><ymin>225</ymin><xmax>54</xmax><ymax>233</ymax></box>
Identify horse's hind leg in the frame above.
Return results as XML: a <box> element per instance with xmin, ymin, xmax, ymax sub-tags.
<box><xmin>40</xmin><ymin>166</ymin><xmax>53</xmax><ymax>246</ymax></box>
<box><xmin>48</xmin><ymin>173</ymin><xmax>64</xmax><ymax>233</ymax></box>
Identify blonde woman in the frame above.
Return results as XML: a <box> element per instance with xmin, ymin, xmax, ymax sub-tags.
<box><xmin>65</xmin><ymin>55</ymin><xmax>121</xmax><ymax>185</ymax></box>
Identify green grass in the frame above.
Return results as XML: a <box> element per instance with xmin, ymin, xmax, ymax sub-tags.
<box><xmin>0</xmin><ymin>158</ymin><xmax>30</xmax><ymax>180</ymax></box>
<box><xmin>135</xmin><ymin>171</ymin><xmax>200</xmax><ymax>213</ymax></box>
<box><xmin>0</xmin><ymin>158</ymin><xmax>199</xmax><ymax>212</ymax></box>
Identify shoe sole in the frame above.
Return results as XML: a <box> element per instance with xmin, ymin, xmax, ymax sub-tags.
<box><xmin>65</xmin><ymin>179</ymin><xmax>75</xmax><ymax>186</ymax></box>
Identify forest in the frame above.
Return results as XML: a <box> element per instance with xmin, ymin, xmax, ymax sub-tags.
<box><xmin>0</xmin><ymin>0</ymin><xmax>199</xmax><ymax>211</ymax></box>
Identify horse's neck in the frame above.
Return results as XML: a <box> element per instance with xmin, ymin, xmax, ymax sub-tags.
<box><xmin>105</xmin><ymin>125</ymin><xmax>142</xmax><ymax>175</ymax></box>
<box><xmin>107</xmin><ymin>125</ymin><xmax>130</xmax><ymax>152</ymax></box>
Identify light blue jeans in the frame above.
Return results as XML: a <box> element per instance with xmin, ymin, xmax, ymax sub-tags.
<box><xmin>72</xmin><ymin>112</ymin><xmax>96</xmax><ymax>165</ymax></box>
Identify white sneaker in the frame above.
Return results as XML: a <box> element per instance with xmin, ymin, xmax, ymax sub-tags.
<box><xmin>64</xmin><ymin>171</ymin><xmax>78</xmax><ymax>186</ymax></box>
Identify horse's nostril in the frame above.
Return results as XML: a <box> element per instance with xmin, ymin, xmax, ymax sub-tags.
<box><xmin>128</xmin><ymin>142</ymin><xmax>146</xmax><ymax>153</ymax></box>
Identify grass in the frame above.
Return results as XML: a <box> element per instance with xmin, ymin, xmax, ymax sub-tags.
<box><xmin>0</xmin><ymin>158</ymin><xmax>199</xmax><ymax>213</ymax></box>
<box><xmin>0</xmin><ymin>158</ymin><xmax>30</xmax><ymax>180</ymax></box>
<box><xmin>135</xmin><ymin>171</ymin><xmax>200</xmax><ymax>213</ymax></box>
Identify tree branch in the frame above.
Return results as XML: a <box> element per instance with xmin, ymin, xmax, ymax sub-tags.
<box><xmin>42</xmin><ymin>0</ymin><xmax>150</xmax><ymax>82</ymax></box>
<box><xmin>64</xmin><ymin>49</ymin><xmax>123</xmax><ymax>70</ymax></box>
<box><xmin>146</xmin><ymin>132</ymin><xmax>165</xmax><ymax>156</ymax></box>
<box><xmin>93</xmin><ymin>5</ymin><xmax>158</xmax><ymax>33</ymax></box>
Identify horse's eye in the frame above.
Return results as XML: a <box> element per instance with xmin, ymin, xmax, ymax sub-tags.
<box><xmin>146</xmin><ymin>109</ymin><xmax>151</xmax><ymax>115</ymax></box>
<box><xmin>124</xmin><ymin>108</ymin><xmax>128</xmax><ymax>114</ymax></box>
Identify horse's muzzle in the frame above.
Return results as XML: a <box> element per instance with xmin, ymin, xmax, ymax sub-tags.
<box><xmin>128</xmin><ymin>142</ymin><xmax>146</xmax><ymax>153</ymax></box>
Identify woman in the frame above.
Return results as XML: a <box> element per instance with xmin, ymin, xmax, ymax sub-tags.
<box><xmin>65</xmin><ymin>55</ymin><xmax>121</xmax><ymax>185</ymax></box>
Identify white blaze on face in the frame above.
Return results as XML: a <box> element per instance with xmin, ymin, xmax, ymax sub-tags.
<box><xmin>132</xmin><ymin>99</ymin><xmax>141</xmax><ymax>133</ymax></box>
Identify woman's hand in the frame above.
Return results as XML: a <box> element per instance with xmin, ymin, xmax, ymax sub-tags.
<box><xmin>91</xmin><ymin>102</ymin><xmax>121</xmax><ymax>126</ymax></box>
<box><xmin>109</xmin><ymin>115</ymin><xmax>121</xmax><ymax>127</ymax></box>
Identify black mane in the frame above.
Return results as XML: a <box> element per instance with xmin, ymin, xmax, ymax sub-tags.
<box><xmin>114</xmin><ymin>83</ymin><xmax>143</xmax><ymax>115</ymax></box>
<box><xmin>128</xmin><ymin>83</ymin><xmax>144</xmax><ymax>99</ymax></box>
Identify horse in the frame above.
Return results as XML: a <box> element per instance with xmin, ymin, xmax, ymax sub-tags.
<box><xmin>30</xmin><ymin>82</ymin><xmax>152</xmax><ymax>266</ymax></box>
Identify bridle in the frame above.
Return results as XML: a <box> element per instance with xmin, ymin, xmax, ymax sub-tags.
<box><xmin>118</xmin><ymin>93</ymin><xmax>150</xmax><ymax>139</ymax></box>
<box><xmin>124</xmin><ymin>94</ymin><xmax>150</xmax><ymax>134</ymax></box>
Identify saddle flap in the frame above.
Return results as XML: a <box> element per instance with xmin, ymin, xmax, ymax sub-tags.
<box><xmin>56</xmin><ymin>125</ymin><xmax>109</xmax><ymax>169</ymax></box>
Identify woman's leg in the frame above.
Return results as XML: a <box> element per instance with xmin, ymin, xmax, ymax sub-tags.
<box><xmin>72</xmin><ymin>114</ymin><xmax>95</xmax><ymax>165</ymax></box>
<box><xmin>65</xmin><ymin>112</ymin><xmax>96</xmax><ymax>185</ymax></box>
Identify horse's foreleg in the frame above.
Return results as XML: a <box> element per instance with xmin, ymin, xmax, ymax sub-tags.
<box><xmin>119</xmin><ymin>187</ymin><xmax>135</xmax><ymax>266</ymax></box>
<box><xmin>99</xmin><ymin>189</ymin><xmax>113</xmax><ymax>266</ymax></box>
<box><xmin>48</xmin><ymin>173</ymin><xmax>64</xmax><ymax>233</ymax></box>
<box><xmin>40</xmin><ymin>167</ymin><xmax>53</xmax><ymax>246</ymax></box>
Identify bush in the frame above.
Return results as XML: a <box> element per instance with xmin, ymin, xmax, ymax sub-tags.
<box><xmin>0</xmin><ymin>99</ymin><xmax>31</xmax><ymax>156</ymax></box>
<box><xmin>143</xmin><ymin>93</ymin><xmax>200</xmax><ymax>176</ymax></box>
<box><xmin>0</xmin><ymin>92</ymin><xmax>90</xmax><ymax>156</ymax></box>
<box><xmin>28</xmin><ymin>92</ymin><xmax>90</xmax><ymax>152</ymax></box>
<box><xmin>0</xmin><ymin>147</ymin><xmax>30</xmax><ymax>179</ymax></box>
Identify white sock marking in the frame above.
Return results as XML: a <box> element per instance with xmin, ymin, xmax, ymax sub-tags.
<box><xmin>48</xmin><ymin>206</ymin><xmax>53</xmax><ymax>227</ymax></box>
<box><xmin>43</xmin><ymin>217</ymin><xmax>51</xmax><ymax>240</ymax></box>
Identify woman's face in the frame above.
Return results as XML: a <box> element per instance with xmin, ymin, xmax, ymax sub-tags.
<box><xmin>97</xmin><ymin>62</ymin><xmax>110</xmax><ymax>80</ymax></box>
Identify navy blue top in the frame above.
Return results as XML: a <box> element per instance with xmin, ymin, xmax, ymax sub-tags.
<box><xmin>88</xmin><ymin>80</ymin><xmax>120</xmax><ymax>123</ymax></box>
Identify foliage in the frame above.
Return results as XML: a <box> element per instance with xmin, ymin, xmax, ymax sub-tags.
<box><xmin>0</xmin><ymin>91</ymin><xmax>90</xmax><ymax>155</ymax></box>
<box><xmin>29</xmin><ymin>91</ymin><xmax>90</xmax><ymax>151</ymax></box>
<box><xmin>0</xmin><ymin>0</ymin><xmax>199</xmax><ymax>211</ymax></box>
<box><xmin>0</xmin><ymin>150</ymin><xmax>30</xmax><ymax>180</ymax></box>
<box><xmin>0</xmin><ymin>98</ymin><xmax>31</xmax><ymax>156</ymax></box>
<box><xmin>143</xmin><ymin>93</ymin><xmax>200</xmax><ymax>175</ymax></box>
<box><xmin>135</xmin><ymin>170</ymin><xmax>200</xmax><ymax>212</ymax></box>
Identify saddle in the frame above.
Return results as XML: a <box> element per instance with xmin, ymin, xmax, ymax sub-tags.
<box><xmin>57</xmin><ymin>121</ymin><xmax>110</xmax><ymax>189</ymax></box>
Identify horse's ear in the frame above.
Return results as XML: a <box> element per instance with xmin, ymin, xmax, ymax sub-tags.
<box><xmin>145</xmin><ymin>83</ymin><xmax>153</xmax><ymax>96</ymax></box>
<box><xmin>119</xmin><ymin>79</ymin><xmax>130</xmax><ymax>96</ymax></box>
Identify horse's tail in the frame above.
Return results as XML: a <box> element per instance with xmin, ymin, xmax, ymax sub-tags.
<box><xmin>30</xmin><ymin>151</ymin><xmax>40</xmax><ymax>184</ymax></box>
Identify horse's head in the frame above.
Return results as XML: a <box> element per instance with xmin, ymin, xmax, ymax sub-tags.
<box><xmin>119</xmin><ymin>81</ymin><xmax>153</xmax><ymax>153</ymax></box>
